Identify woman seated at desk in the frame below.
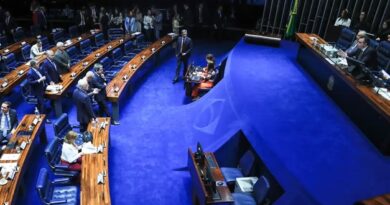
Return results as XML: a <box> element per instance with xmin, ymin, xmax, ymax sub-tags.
<box><xmin>191</xmin><ymin>54</ymin><xmax>217</xmax><ymax>100</ymax></box>
<box><xmin>61</xmin><ymin>131</ymin><xmax>83</xmax><ymax>171</ymax></box>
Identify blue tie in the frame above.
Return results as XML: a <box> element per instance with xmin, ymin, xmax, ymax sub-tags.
<box><xmin>3</xmin><ymin>114</ymin><xmax>9</xmax><ymax>137</ymax></box>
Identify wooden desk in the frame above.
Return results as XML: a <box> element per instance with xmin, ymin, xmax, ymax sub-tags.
<box><xmin>106</xmin><ymin>35</ymin><xmax>176</xmax><ymax>124</ymax></box>
<box><xmin>81</xmin><ymin>117</ymin><xmax>111</xmax><ymax>205</ymax></box>
<box><xmin>0</xmin><ymin>31</ymin><xmax>101</xmax><ymax>96</ymax></box>
<box><xmin>357</xmin><ymin>193</ymin><xmax>390</xmax><ymax>205</ymax></box>
<box><xmin>0</xmin><ymin>37</ymin><xmax>36</xmax><ymax>56</ymax></box>
<box><xmin>45</xmin><ymin>35</ymin><xmax>133</xmax><ymax>117</ymax></box>
<box><xmin>0</xmin><ymin>114</ymin><xmax>47</xmax><ymax>205</ymax></box>
<box><xmin>296</xmin><ymin>33</ymin><xmax>390</xmax><ymax>155</ymax></box>
<box><xmin>188</xmin><ymin>149</ymin><xmax>233</xmax><ymax>205</ymax></box>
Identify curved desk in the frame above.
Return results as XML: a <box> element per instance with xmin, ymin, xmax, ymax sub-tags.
<box><xmin>45</xmin><ymin>35</ymin><xmax>133</xmax><ymax>117</ymax></box>
<box><xmin>0</xmin><ymin>37</ymin><xmax>36</xmax><ymax>56</ymax></box>
<box><xmin>81</xmin><ymin>117</ymin><xmax>111</xmax><ymax>205</ymax></box>
<box><xmin>0</xmin><ymin>114</ymin><xmax>46</xmax><ymax>205</ymax></box>
<box><xmin>0</xmin><ymin>31</ymin><xmax>101</xmax><ymax>96</ymax></box>
<box><xmin>106</xmin><ymin>34</ymin><xmax>176</xmax><ymax>124</ymax></box>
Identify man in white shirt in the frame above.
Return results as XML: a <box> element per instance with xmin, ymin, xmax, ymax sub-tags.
<box><xmin>30</xmin><ymin>40</ymin><xmax>45</xmax><ymax>59</ymax></box>
<box><xmin>0</xmin><ymin>101</ymin><xmax>18</xmax><ymax>144</ymax></box>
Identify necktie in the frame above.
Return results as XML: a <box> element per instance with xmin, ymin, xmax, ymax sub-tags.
<box><xmin>2</xmin><ymin>114</ymin><xmax>9</xmax><ymax>137</ymax></box>
<box><xmin>180</xmin><ymin>37</ymin><xmax>185</xmax><ymax>53</ymax></box>
<box><xmin>358</xmin><ymin>49</ymin><xmax>364</xmax><ymax>60</ymax></box>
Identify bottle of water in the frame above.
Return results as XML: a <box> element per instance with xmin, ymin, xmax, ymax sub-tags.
<box><xmin>34</xmin><ymin>107</ymin><xmax>40</xmax><ymax>118</ymax></box>
<box><xmin>92</xmin><ymin>119</ymin><xmax>96</xmax><ymax>129</ymax></box>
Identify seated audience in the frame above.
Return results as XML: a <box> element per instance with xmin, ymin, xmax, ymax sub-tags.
<box><xmin>334</xmin><ymin>9</ymin><xmax>351</xmax><ymax>27</ymax></box>
<box><xmin>0</xmin><ymin>101</ymin><xmax>18</xmax><ymax>144</ymax></box>
<box><xmin>61</xmin><ymin>130</ymin><xmax>83</xmax><ymax>171</ymax></box>
<box><xmin>30</xmin><ymin>40</ymin><xmax>45</xmax><ymax>59</ymax></box>
<box><xmin>191</xmin><ymin>54</ymin><xmax>217</xmax><ymax>100</ymax></box>
<box><xmin>351</xmin><ymin>11</ymin><xmax>369</xmax><ymax>32</ymax></box>
<box><xmin>53</xmin><ymin>42</ymin><xmax>71</xmax><ymax>74</ymax></box>
<box><xmin>42</xmin><ymin>50</ymin><xmax>62</xmax><ymax>84</ymax></box>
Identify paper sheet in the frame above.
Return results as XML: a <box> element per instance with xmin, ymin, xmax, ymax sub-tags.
<box><xmin>0</xmin><ymin>153</ymin><xmax>21</xmax><ymax>161</ymax></box>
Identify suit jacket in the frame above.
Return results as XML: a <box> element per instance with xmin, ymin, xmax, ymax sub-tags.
<box><xmin>27</xmin><ymin>67</ymin><xmax>46</xmax><ymax>97</ymax></box>
<box><xmin>4</xmin><ymin>16</ymin><xmax>16</xmax><ymax>33</ymax></box>
<box><xmin>0</xmin><ymin>109</ymin><xmax>18</xmax><ymax>131</ymax></box>
<box><xmin>349</xmin><ymin>46</ymin><xmax>378</xmax><ymax>69</ymax></box>
<box><xmin>176</xmin><ymin>36</ymin><xmax>192</xmax><ymax>57</ymax></box>
<box><xmin>153</xmin><ymin>13</ymin><xmax>163</xmax><ymax>31</ymax></box>
<box><xmin>73</xmin><ymin>87</ymin><xmax>95</xmax><ymax>124</ymax></box>
<box><xmin>53</xmin><ymin>50</ymin><xmax>70</xmax><ymax>74</ymax></box>
<box><xmin>90</xmin><ymin>71</ymin><xmax>107</xmax><ymax>101</ymax></box>
<box><xmin>41</xmin><ymin>59</ymin><xmax>61</xmax><ymax>84</ymax></box>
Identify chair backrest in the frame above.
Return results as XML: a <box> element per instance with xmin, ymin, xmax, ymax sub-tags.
<box><xmin>377</xmin><ymin>41</ymin><xmax>390</xmax><ymax>70</ymax></box>
<box><xmin>368</xmin><ymin>39</ymin><xmax>379</xmax><ymax>50</ymax></box>
<box><xmin>108</xmin><ymin>28</ymin><xmax>124</xmax><ymax>41</ymax></box>
<box><xmin>253</xmin><ymin>175</ymin><xmax>271</xmax><ymax>204</ymax></box>
<box><xmin>80</xmin><ymin>39</ymin><xmax>92</xmax><ymax>53</ymax></box>
<box><xmin>0</xmin><ymin>36</ymin><xmax>7</xmax><ymax>49</ymax></box>
<box><xmin>44</xmin><ymin>138</ymin><xmax>63</xmax><ymax>169</ymax></box>
<box><xmin>95</xmin><ymin>33</ymin><xmax>105</xmax><ymax>47</ymax></box>
<box><xmin>111</xmin><ymin>48</ymin><xmax>123</xmax><ymax>61</ymax></box>
<box><xmin>52</xmin><ymin>29</ymin><xmax>65</xmax><ymax>43</ymax></box>
<box><xmin>66</xmin><ymin>46</ymin><xmax>80</xmax><ymax>59</ymax></box>
<box><xmin>53</xmin><ymin>113</ymin><xmax>72</xmax><ymax>138</ymax></box>
<box><xmin>239</xmin><ymin>150</ymin><xmax>255</xmax><ymax>176</ymax></box>
<box><xmin>21</xmin><ymin>79</ymin><xmax>37</xmax><ymax>104</ymax></box>
<box><xmin>21</xmin><ymin>44</ymin><xmax>32</xmax><ymax>62</ymax></box>
<box><xmin>30</xmin><ymin>25</ymin><xmax>42</xmax><ymax>36</ymax></box>
<box><xmin>68</xmin><ymin>25</ymin><xmax>79</xmax><ymax>38</ymax></box>
<box><xmin>124</xmin><ymin>41</ymin><xmax>134</xmax><ymax>54</ymax></box>
<box><xmin>3</xmin><ymin>53</ymin><xmax>17</xmax><ymax>69</ymax></box>
<box><xmin>36</xmin><ymin>168</ymin><xmax>52</xmax><ymax>203</ymax></box>
<box><xmin>336</xmin><ymin>28</ymin><xmax>356</xmax><ymax>51</ymax></box>
<box><xmin>39</xmin><ymin>35</ymin><xmax>50</xmax><ymax>49</ymax></box>
<box><xmin>13</xmin><ymin>27</ymin><xmax>25</xmax><ymax>42</ymax></box>
<box><xmin>99</xmin><ymin>56</ymin><xmax>113</xmax><ymax>69</ymax></box>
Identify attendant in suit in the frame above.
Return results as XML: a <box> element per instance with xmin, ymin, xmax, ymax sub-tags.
<box><xmin>27</xmin><ymin>60</ymin><xmax>49</xmax><ymax>123</ymax></box>
<box><xmin>30</xmin><ymin>40</ymin><xmax>45</xmax><ymax>59</ymax></box>
<box><xmin>42</xmin><ymin>50</ymin><xmax>62</xmax><ymax>84</ymax></box>
<box><xmin>4</xmin><ymin>11</ymin><xmax>16</xmax><ymax>43</ymax></box>
<box><xmin>173</xmin><ymin>29</ymin><xmax>193</xmax><ymax>83</ymax></box>
<box><xmin>73</xmin><ymin>79</ymin><xmax>96</xmax><ymax>132</ymax></box>
<box><xmin>74</xmin><ymin>9</ymin><xmax>87</xmax><ymax>34</ymax></box>
<box><xmin>90</xmin><ymin>64</ymin><xmax>110</xmax><ymax>117</ymax></box>
<box><xmin>0</xmin><ymin>101</ymin><xmax>18</xmax><ymax>144</ymax></box>
<box><xmin>53</xmin><ymin>42</ymin><xmax>71</xmax><ymax>74</ymax></box>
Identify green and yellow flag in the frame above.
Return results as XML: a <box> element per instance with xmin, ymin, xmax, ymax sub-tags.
<box><xmin>285</xmin><ymin>0</ymin><xmax>299</xmax><ymax>39</ymax></box>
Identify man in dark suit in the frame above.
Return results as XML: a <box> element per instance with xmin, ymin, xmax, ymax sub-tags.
<box><xmin>27</xmin><ymin>60</ymin><xmax>49</xmax><ymax>123</ymax></box>
<box><xmin>74</xmin><ymin>8</ymin><xmax>87</xmax><ymax>34</ymax></box>
<box><xmin>73</xmin><ymin>79</ymin><xmax>96</xmax><ymax>132</ymax></box>
<box><xmin>41</xmin><ymin>50</ymin><xmax>62</xmax><ymax>84</ymax></box>
<box><xmin>0</xmin><ymin>101</ymin><xmax>18</xmax><ymax>144</ymax></box>
<box><xmin>87</xmin><ymin>64</ymin><xmax>110</xmax><ymax>117</ymax></box>
<box><xmin>173</xmin><ymin>29</ymin><xmax>193</xmax><ymax>83</ymax></box>
<box><xmin>4</xmin><ymin>11</ymin><xmax>16</xmax><ymax>42</ymax></box>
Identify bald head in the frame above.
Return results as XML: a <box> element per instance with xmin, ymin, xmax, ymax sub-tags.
<box><xmin>46</xmin><ymin>50</ymin><xmax>54</xmax><ymax>59</ymax></box>
<box><xmin>77</xmin><ymin>79</ymin><xmax>89</xmax><ymax>91</ymax></box>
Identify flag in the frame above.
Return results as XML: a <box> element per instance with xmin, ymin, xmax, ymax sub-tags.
<box><xmin>285</xmin><ymin>0</ymin><xmax>299</xmax><ymax>39</ymax></box>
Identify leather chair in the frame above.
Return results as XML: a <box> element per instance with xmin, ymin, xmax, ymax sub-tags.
<box><xmin>100</xmin><ymin>56</ymin><xmax>122</xmax><ymax>81</ymax></box>
<box><xmin>21</xmin><ymin>79</ymin><xmax>38</xmax><ymax>105</ymax></box>
<box><xmin>38</xmin><ymin>35</ymin><xmax>53</xmax><ymax>50</ymax></box>
<box><xmin>66</xmin><ymin>46</ymin><xmax>83</xmax><ymax>63</ymax></box>
<box><xmin>36</xmin><ymin>168</ymin><xmax>78</xmax><ymax>205</ymax></box>
<box><xmin>53</xmin><ymin>113</ymin><xmax>72</xmax><ymax>139</ymax></box>
<box><xmin>21</xmin><ymin>44</ymin><xmax>32</xmax><ymax>62</ymax></box>
<box><xmin>45</xmin><ymin>138</ymin><xmax>79</xmax><ymax>177</ymax></box>
<box><xmin>108</xmin><ymin>28</ymin><xmax>124</xmax><ymax>41</ymax></box>
<box><xmin>232</xmin><ymin>176</ymin><xmax>270</xmax><ymax>205</ymax></box>
<box><xmin>13</xmin><ymin>27</ymin><xmax>25</xmax><ymax>42</ymax></box>
<box><xmin>123</xmin><ymin>41</ymin><xmax>137</xmax><ymax>59</ymax></box>
<box><xmin>79</xmin><ymin>39</ymin><xmax>93</xmax><ymax>55</ymax></box>
<box><xmin>2</xmin><ymin>53</ymin><xmax>21</xmax><ymax>70</ymax></box>
<box><xmin>377</xmin><ymin>41</ymin><xmax>390</xmax><ymax>71</ymax></box>
<box><xmin>336</xmin><ymin>28</ymin><xmax>356</xmax><ymax>51</ymax></box>
<box><xmin>68</xmin><ymin>25</ymin><xmax>79</xmax><ymax>38</ymax></box>
<box><xmin>52</xmin><ymin>29</ymin><xmax>65</xmax><ymax>43</ymax></box>
<box><xmin>368</xmin><ymin>39</ymin><xmax>379</xmax><ymax>50</ymax></box>
<box><xmin>94</xmin><ymin>33</ymin><xmax>105</xmax><ymax>48</ymax></box>
<box><xmin>111</xmin><ymin>47</ymin><xmax>128</xmax><ymax>65</ymax></box>
<box><xmin>221</xmin><ymin>150</ymin><xmax>256</xmax><ymax>186</ymax></box>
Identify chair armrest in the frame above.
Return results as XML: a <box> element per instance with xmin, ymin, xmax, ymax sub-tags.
<box><xmin>54</xmin><ymin>164</ymin><xmax>70</xmax><ymax>170</ymax></box>
<box><xmin>52</xmin><ymin>177</ymin><xmax>71</xmax><ymax>184</ymax></box>
<box><xmin>48</xmin><ymin>199</ymin><xmax>67</xmax><ymax>204</ymax></box>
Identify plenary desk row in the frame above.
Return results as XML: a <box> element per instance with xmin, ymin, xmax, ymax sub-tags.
<box><xmin>0</xmin><ymin>114</ymin><xmax>47</xmax><ymax>205</ymax></box>
<box><xmin>81</xmin><ymin>117</ymin><xmax>111</xmax><ymax>205</ymax></box>
<box><xmin>296</xmin><ymin>33</ymin><xmax>390</xmax><ymax>155</ymax></box>
<box><xmin>188</xmin><ymin>148</ymin><xmax>233</xmax><ymax>205</ymax></box>
<box><xmin>106</xmin><ymin>34</ymin><xmax>176</xmax><ymax>124</ymax></box>
<box><xmin>0</xmin><ymin>37</ymin><xmax>36</xmax><ymax>56</ymax></box>
<box><xmin>45</xmin><ymin>34</ymin><xmax>133</xmax><ymax>117</ymax></box>
<box><xmin>0</xmin><ymin>31</ymin><xmax>101</xmax><ymax>96</ymax></box>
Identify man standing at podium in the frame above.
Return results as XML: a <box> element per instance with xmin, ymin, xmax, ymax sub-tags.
<box><xmin>0</xmin><ymin>101</ymin><xmax>18</xmax><ymax>144</ymax></box>
<box><xmin>173</xmin><ymin>29</ymin><xmax>193</xmax><ymax>84</ymax></box>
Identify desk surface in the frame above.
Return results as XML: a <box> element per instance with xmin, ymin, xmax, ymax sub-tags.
<box><xmin>296</xmin><ymin>33</ymin><xmax>390</xmax><ymax>120</ymax></box>
<box><xmin>81</xmin><ymin>117</ymin><xmax>111</xmax><ymax>205</ymax></box>
<box><xmin>0</xmin><ymin>31</ymin><xmax>100</xmax><ymax>96</ymax></box>
<box><xmin>106</xmin><ymin>35</ymin><xmax>175</xmax><ymax>102</ymax></box>
<box><xmin>188</xmin><ymin>149</ymin><xmax>233</xmax><ymax>204</ymax></box>
<box><xmin>0</xmin><ymin>37</ymin><xmax>36</xmax><ymax>56</ymax></box>
<box><xmin>0</xmin><ymin>114</ymin><xmax>46</xmax><ymax>205</ymax></box>
<box><xmin>45</xmin><ymin>34</ymin><xmax>133</xmax><ymax>100</ymax></box>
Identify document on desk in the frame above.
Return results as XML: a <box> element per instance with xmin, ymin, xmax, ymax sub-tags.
<box><xmin>82</xmin><ymin>142</ymin><xmax>98</xmax><ymax>154</ymax></box>
<box><xmin>0</xmin><ymin>153</ymin><xmax>21</xmax><ymax>161</ymax></box>
<box><xmin>325</xmin><ymin>58</ymin><xmax>335</xmax><ymax>65</ymax></box>
<box><xmin>373</xmin><ymin>87</ymin><xmax>390</xmax><ymax>101</ymax></box>
<box><xmin>0</xmin><ymin>162</ymin><xmax>17</xmax><ymax>172</ymax></box>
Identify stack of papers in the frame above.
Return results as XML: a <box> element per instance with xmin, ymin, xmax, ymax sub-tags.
<box><xmin>0</xmin><ymin>154</ymin><xmax>21</xmax><ymax>161</ymax></box>
<box><xmin>373</xmin><ymin>87</ymin><xmax>390</xmax><ymax>100</ymax></box>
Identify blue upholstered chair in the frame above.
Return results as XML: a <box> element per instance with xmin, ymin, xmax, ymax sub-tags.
<box><xmin>99</xmin><ymin>56</ymin><xmax>122</xmax><ymax>81</ymax></box>
<box><xmin>108</xmin><ymin>28</ymin><xmax>124</xmax><ymax>41</ymax></box>
<box><xmin>52</xmin><ymin>29</ymin><xmax>66</xmax><ymax>43</ymax></box>
<box><xmin>232</xmin><ymin>176</ymin><xmax>270</xmax><ymax>205</ymax></box>
<box><xmin>66</xmin><ymin>46</ymin><xmax>83</xmax><ymax>64</ymax></box>
<box><xmin>79</xmin><ymin>39</ymin><xmax>93</xmax><ymax>55</ymax></box>
<box><xmin>13</xmin><ymin>27</ymin><xmax>25</xmax><ymax>42</ymax></box>
<box><xmin>20</xmin><ymin>44</ymin><xmax>32</xmax><ymax>62</ymax></box>
<box><xmin>45</xmin><ymin>138</ymin><xmax>79</xmax><ymax>177</ymax></box>
<box><xmin>94</xmin><ymin>33</ymin><xmax>105</xmax><ymax>48</ymax></box>
<box><xmin>111</xmin><ymin>47</ymin><xmax>128</xmax><ymax>65</ymax></box>
<box><xmin>53</xmin><ymin>113</ymin><xmax>73</xmax><ymax>139</ymax></box>
<box><xmin>123</xmin><ymin>41</ymin><xmax>137</xmax><ymax>58</ymax></box>
<box><xmin>2</xmin><ymin>53</ymin><xmax>21</xmax><ymax>70</ymax></box>
<box><xmin>36</xmin><ymin>168</ymin><xmax>78</xmax><ymax>205</ymax></box>
<box><xmin>377</xmin><ymin>41</ymin><xmax>390</xmax><ymax>71</ymax></box>
<box><xmin>39</xmin><ymin>35</ymin><xmax>53</xmax><ymax>50</ymax></box>
<box><xmin>335</xmin><ymin>28</ymin><xmax>356</xmax><ymax>51</ymax></box>
<box><xmin>20</xmin><ymin>79</ymin><xmax>38</xmax><ymax>105</ymax></box>
<box><xmin>221</xmin><ymin>150</ymin><xmax>256</xmax><ymax>185</ymax></box>
<box><xmin>68</xmin><ymin>25</ymin><xmax>79</xmax><ymax>38</ymax></box>
<box><xmin>0</xmin><ymin>36</ymin><xmax>7</xmax><ymax>49</ymax></box>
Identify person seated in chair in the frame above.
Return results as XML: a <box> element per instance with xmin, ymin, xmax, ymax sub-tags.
<box><xmin>30</xmin><ymin>40</ymin><xmax>45</xmax><ymax>59</ymax></box>
<box><xmin>191</xmin><ymin>54</ymin><xmax>217</xmax><ymax>100</ymax></box>
<box><xmin>0</xmin><ymin>101</ymin><xmax>18</xmax><ymax>144</ymax></box>
<box><xmin>61</xmin><ymin>131</ymin><xmax>83</xmax><ymax>171</ymax></box>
